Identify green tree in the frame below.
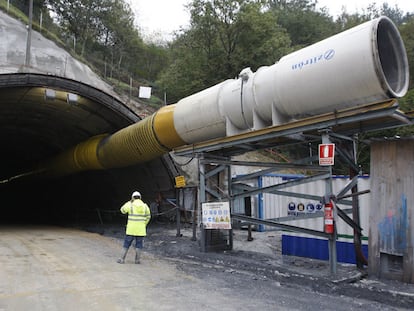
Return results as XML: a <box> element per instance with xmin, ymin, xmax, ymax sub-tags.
<box><xmin>400</xmin><ymin>18</ymin><xmax>414</xmax><ymax>88</ymax></box>
<box><xmin>395</xmin><ymin>17</ymin><xmax>414</xmax><ymax>139</ymax></box>
<box><xmin>47</xmin><ymin>0</ymin><xmax>107</xmax><ymax>56</ymax></box>
<box><xmin>99</xmin><ymin>0</ymin><xmax>144</xmax><ymax>78</ymax></box>
<box><xmin>267</xmin><ymin>0</ymin><xmax>336</xmax><ymax>48</ymax></box>
<box><xmin>158</xmin><ymin>0</ymin><xmax>291</xmax><ymax>103</ymax></box>
<box><xmin>9</xmin><ymin>0</ymin><xmax>45</xmax><ymax>18</ymax></box>
<box><xmin>335</xmin><ymin>2</ymin><xmax>412</xmax><ymax>31</ymax></box>
<box><xmin>156</xmin><ymin>31</ymin><xmax>209</xmax><ymax>104</ymax></box>
<box><xmin>8</xmin><ymin>0</ymin><xmax>57</xmax><ymax>34</ymax></box>
<box><xmin>379</xmin><ymin>2</ymin><xmax>406</xmax><ymax>24</ymax></box>
<box><xmin>335</xmin><ymin>11</ymin><xmax>369</xmax><ymax>30</ymax></box>
<box><xmin>137</xmin><ymin>43</ymin><xmax>170</xmax><ymax>83</ymax></box>
<box><xmin>46</xmin><ymin>0</ymin><xmax>168</xmax><ymax>84</ymax></box>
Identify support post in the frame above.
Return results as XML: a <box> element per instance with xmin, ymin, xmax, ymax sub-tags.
<box><xmin>199</xmin><ymin>156</ymin><xmax>206</xmax><ymax>252</ymax></box>
<box><xmin>244</xmin><ymin>195</ymin><xmax>253</xmax><ymax>241</ymax></box>
<box><xmin>350</xmin><ymin>135</ymin><xmax>368</xmax><ymax>268</ymax></box>
<box><xmin>25</xmin><ymin>0</ymin><xmax>33</xmax><ymax>68</ymax></box>
<box><xmin>227</xmin><ymin>161</ymin><xmax>233</xmax><ymax>249</ymax></box>
<box><xmin>176</xmin><ymin>188</ymin><xmax>182</xmax><ymax>237</ymax></box>
<box><xmin>192</xmin><ymin>187</ymin><xmax>197</xmax><ymax>241</ymax></box>
<box><xmin>322</xmin><ymin>132</ymin><xmax>337</xmax><ymax>275</ymax></box>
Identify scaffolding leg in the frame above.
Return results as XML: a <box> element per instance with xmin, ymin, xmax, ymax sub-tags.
<box><xmin>200</xmin><ymin>227</ymin><xmax>206</xmax><ymax>252</ymax></box>
<box><xmin>328</xmin><ymin>234</ymin><xmax>337</xmax><ymax>275</ymax></box>
<box><xmin>176</xmin><ymin>189</ymin><xmax>182</xmax><ymax>237</ymax></box>
<box><xmin>322</xmin><ymin>132</ymin><xmax>337</xmax><ymax>275</ymax></box>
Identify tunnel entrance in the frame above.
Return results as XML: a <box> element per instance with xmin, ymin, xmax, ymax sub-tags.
<box><xmin>0</xmin><ymin>78</ymin><xmax>178</xmax><ymax>226</ymax></box>
<box><xmin>0</xmin><ymin>171</ymin><xmax>117</xmax><ymax>224</ymax></box>
<box><xmin>0</xmin><ymin>159</ymin><xmax>177</xmax><ymax>225</ymax></box>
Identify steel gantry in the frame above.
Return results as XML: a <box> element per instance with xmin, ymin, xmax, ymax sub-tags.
<box><xmin>173</xmin><ymin>100</ymin><xmax>413</xmax><ymax>275</ymax></box>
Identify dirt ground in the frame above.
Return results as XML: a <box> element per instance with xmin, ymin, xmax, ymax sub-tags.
<box><xmin>1</xmin><ymin>223</ymin><xmax>414</xmax><ymax>310</ymax></box>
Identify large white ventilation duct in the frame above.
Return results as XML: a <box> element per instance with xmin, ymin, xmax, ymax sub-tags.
<box><xmin>173</xmin><ymin>16</ymin><xmax>409</xmax><ymax>142</ymax></box>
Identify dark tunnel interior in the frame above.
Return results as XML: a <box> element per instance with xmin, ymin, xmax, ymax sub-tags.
<box><xmin>0</xmin><ymin>79</ymin><xmax>177</xmax><ymax>226</ymax></box>
<box><xmin>0</xmin><ymin>11</ymin><xmax>176</xmax><ymax>226</ymax></box>
<box><xmin>0</xmin><ymin>163</ymin><xmax>174</xmax><ymax>225</ymax></box>
<box><xmin>0</xmin><ymin>171</ymin><xmax>118</xmax><ymax>224</ymax></box>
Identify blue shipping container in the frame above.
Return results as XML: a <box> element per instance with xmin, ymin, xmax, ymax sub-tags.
<box><xmin>282</xmin><ymin>235</ymin><xmax>368</xmax><ymax>264</ymax></box>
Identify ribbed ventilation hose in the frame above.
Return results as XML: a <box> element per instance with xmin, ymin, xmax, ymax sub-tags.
<box><xmin>39</xmin><ymin>135</ymin><xmax>106</xmax><ymax>177</ymax></box>
<box><xmin>96</xmin><ymin>114</ymin><xmax>169</xmax><ymax>168</ymax></box>
<box><xmin>30</xmin><ymin>105</ymin><xmax>185</xmax><ymax>179</ymax></box>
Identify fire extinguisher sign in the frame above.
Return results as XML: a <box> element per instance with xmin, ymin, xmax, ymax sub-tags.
<box><xmin>318</xmin><ymin>143</ymin><xmax>335</xmax><ymax>166</ymax></box>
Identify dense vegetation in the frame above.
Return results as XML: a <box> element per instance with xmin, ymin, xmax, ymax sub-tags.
<box><xmin>2</xmin><ymin>0</ymin><xmax>414</xmax><ymax>171</ymax></box>
<box><xmin>3</xmin><ymin>0</ymin><xmax>413</xmax><ymax>103</ymax></box>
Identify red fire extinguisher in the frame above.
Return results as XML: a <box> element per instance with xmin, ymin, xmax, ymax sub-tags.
<box><xmin>324</xmin><ymin>201</ymin><xmax>334</xmax><ymax>234</ymax></box>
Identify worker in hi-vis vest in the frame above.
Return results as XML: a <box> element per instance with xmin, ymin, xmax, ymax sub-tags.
<box><xmin>117</xmin><ymin>191</ymin><xmax>151</xmax><ymax>264</ymax></box>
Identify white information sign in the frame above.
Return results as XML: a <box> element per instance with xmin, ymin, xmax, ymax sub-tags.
<box><xmin>139</xmin><ymin>86</ymin><xmax>152</xmax><ymax>99</ymax></box>
<box><xmin>202</xmin><ymin>201</ymin><xmax>231</xmax><ymax>229</ymax></box>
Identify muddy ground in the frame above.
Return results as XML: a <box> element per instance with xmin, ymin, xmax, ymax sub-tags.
<box><xmin>87</xmin><ymin>220</ymin><xmax>414</xmax><ymax>310</ymax></box>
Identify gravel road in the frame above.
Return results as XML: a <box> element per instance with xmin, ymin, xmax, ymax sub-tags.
<box><xmin>1</xmin><ymin>224</ymin><xmax>413</xmax><ymax>311</ymax></box>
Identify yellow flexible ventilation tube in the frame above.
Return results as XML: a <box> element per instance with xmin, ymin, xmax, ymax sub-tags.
<box><xmin>35</xmin><ymin>104</ymin><xmax>185</xmax><ymax>178</ymax></box>
<box><xmin>41</xmin><ymin>135</ymin><xmax>107</xmax><ymax>177</ymax></box>
<box><xmin>96</xmin><ymin>107</ymin><xmax>184</xmax><ymax>169</ymax></box>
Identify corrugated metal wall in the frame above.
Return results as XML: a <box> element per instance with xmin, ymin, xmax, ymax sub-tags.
<box><xmin>232</xmin><ymin>174</ymin><xmax>370</xmax><ymax>264</ymax></box>
<box><xmin>260</xmin><ymin>175</ymin><xmax>370</xmax><ymax>238</ymax></box>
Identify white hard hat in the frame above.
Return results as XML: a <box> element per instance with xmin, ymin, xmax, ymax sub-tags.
<box><xmin>132</xmin><ymin>191</ymin><xmax>141</xmax><ymax>198</ymax></box>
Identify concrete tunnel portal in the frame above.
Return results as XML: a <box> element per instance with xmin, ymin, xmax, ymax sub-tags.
<box><xmin>0</xmin><ymin>10</ymin><xmax>178</xmax><ymax>224</ymax></box>
<box><xmin>0</xmin><ymin>74</ymin><xmax>177</xmax><ymax>224</ymax></box>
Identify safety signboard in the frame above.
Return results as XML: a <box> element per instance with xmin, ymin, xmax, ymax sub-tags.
<box><xmin>319</xmin><ymin>143</ymin><xmax>335</xmax><ymax>166</ymax></box>
<box><xmin>202</xmin><ymin>201</ymin><xmax>231</xmax><ymax>229</ymax></box>
<box><xmin>174</xmin><ymin>175</ymin><xmax>186</xmax><ymax>188</ymax></box>
<box><xmin>287</xmin><ymin>201</ymin><xmax>321</xmax><ymax>216</ymax></box>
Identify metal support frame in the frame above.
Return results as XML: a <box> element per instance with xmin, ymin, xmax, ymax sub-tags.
<box><xmin>194</xmin><ymin>135</ymin><xmax>371</xmax><ymax>275</ymax></box>
<box><xmin>198</xmin><ymin>155</ymin><xmax>233</xmax><ymax>252</ymax></box>
<box><xmin>180</xmin><ymin>100</ymin><xmax>412</xmax><ymax>275</ymax></box>
<box><xmin>321</xmin><ymin>131</ymin><xmax>337</xmax><ymax>275</ymax></box>
<box><xmin>199</xmin><ymin>155</ymin><xmax>207</xmax><ymax>252</ymax></box>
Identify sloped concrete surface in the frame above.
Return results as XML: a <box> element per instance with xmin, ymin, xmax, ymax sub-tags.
<box><xmin>0</xmin><ymin>10</ymin><xmax>115</xmax><ymax>95</ymax></box>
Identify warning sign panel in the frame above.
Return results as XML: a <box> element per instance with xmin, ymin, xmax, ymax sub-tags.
<box><xmin>287</xmin><ymin>201</ymin><xmax>321</xmax><ymax>216</ymax></box>
<box><xmin>202</xmin><ymin>201</ymin><xmax>231</xmax><ymax>229</ymax></box>
<box><xmin>175</xmin><ymin>175</ymin><xmax>186</xmax><ymax>188</ymax></box>
<box><xmin>319</xmin><ymin>143</ymin><xmax>335</xmax><ymax>166</ymax></box>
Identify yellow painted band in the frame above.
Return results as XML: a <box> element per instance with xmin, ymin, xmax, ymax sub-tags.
<box><xmin>153</xmin><ymin>105</ymin><xmax>185</xmax><ymax>149</ymax></box>
<box><xmin>45</xmin><ymin>135</ymin><xmax>107</xmax><ymax>176</ymax></box>
<box><xmin>97</xmin><ymin>115</ymin><xmax>169</xmax><ymax>168</ymax></box>
<box><xmin>20</xmin><ymin>87</ymin><xmax>73</xmax><ymax>104</ymax></box>
<box><xmin>73</xmin><ymin>135</ymin><xmax>107</xmax><ymax>170</ymax></box>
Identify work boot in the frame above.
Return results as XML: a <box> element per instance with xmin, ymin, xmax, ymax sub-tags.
<box><xmin>117</xmin><ymin>247</ymin><xmax>129</xmax><ymax>264</ymax></box>
<box><xmin>135</xmin><ymin>249</ymin><xmax>141</xmax><ymax>264</ymax></box>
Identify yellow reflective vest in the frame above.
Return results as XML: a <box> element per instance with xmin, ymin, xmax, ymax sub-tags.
<box><xmin>120</xmin><ymin>199</ymin><xmax>151</xmax><ymax>236</ymax></box>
